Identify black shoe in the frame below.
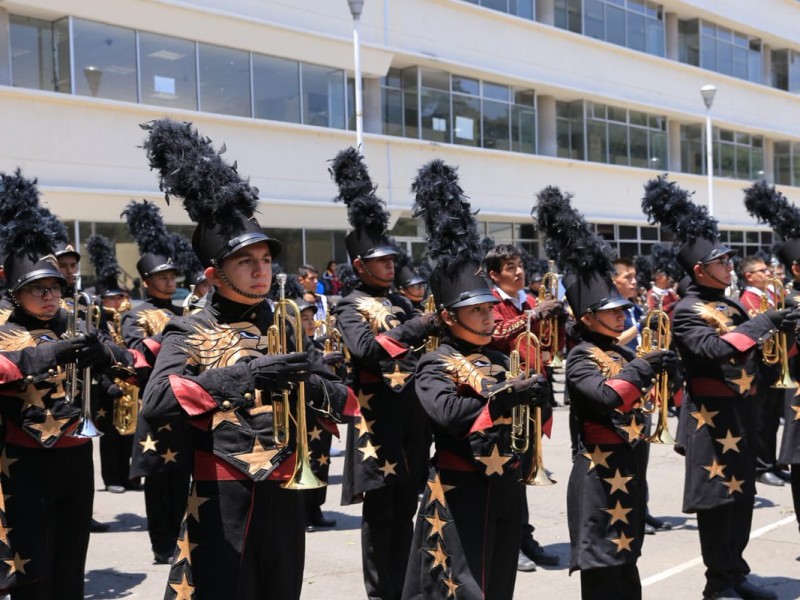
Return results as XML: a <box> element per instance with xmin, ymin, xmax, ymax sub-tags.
<box><xmin>517</xmin><ymin>551</ymin><xmax>536</xmax><ymax>572</ymax></box>
<box><xmin>521</xmin><ymin>538</ymin><xmax>559</xmax><ymax>566</ymax></box>
<box><xmin>106</xmin><ymin>484</ymin><xmax>125</xmax><ymax>494</ymax></box>
<box><xmin>90</xmin><ymin>518</ymin><xmax>109</xmax><ymax>533</ymax></box>
<box><xmin>703</xmin><ymin>588</ymin><xmax>743</xmax><ymax>599</ymax></box>
<box><xmin>756</xmin><ymin>472</ymin><xmax>784</xmax><ymax>487</ymax></box>
<box><xmin>305</xmin><ymin>514</ymin><xmax>336</xmax><ymax>532</ymax></box>
<box><xmin>153</xmin><ymin>551</ymin><xmax>174</xmax><ymax>565</ymax></box>
<box><xmin>734</xmin><ymin>580</ymin><xmax>777</xmax><ymax>600</ymax></box>
<box><xmin>644</xmin><ymin>523</ymin><xmax>656</xmax><ymax>535</ymax></box>
<box><xmin>773</xmin><ymin>468</ymin><xmax>792</xmax><ymax>483</ymax></box>
<box><xmin>645</xmin><ymin>514</ymin><xmax>672</xmax><ymax>530</ymax></box>
<box><xmin>125</xmin><ymin>480</ymin><xmax>144</xmax><ymax>491</ymax></box>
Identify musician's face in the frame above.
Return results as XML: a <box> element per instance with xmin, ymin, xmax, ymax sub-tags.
<box><xmin>444</xmin><ymin>302</ymin><xmax>495</xmax><ymax>346</ymax></box>
<box><xmin>612</xmin><ymin>265</ymin><xmax>637</xmax><ymax>300</ymax></box>
<box><xmin>193</xmin><ymin>280</ymin><xmax>211</xmax><ymax>299</ymax></box>
<box><xmin>742</xmin><ymin>260</ymin><xmax>771</xmax><ymax>291</ymax></box>
<box><xmin>355</xmin><ymin>255</ymin><xmax>395</xmax><ymax>288</ymax></box>
<box><xmin>581</xmin><ymin>306</ymin><xmax>626</xmax><ymax>337</ymax></box>
<box><xmin>57</xmin><ymin>255</ymin><xmax>79</xmax><ymax>286</ymax></box>
<box><xmin>102</xmin><ymin>293</ymin><xmax>127</xmax><ymax>310</ymax></box>
<box><xmin>489</xmin><ymin>257</ymin><xmax>525</xmax><ymax>295</ymax></box>
<box><xmin>300</xmin><ymin>308</ymin><xmax>316</xmax><ymax>337</ymax></box>
<box><xmin>695</xmin><ymin>255</ymin><xmax>733</xmax><ymax>289</ymax></box>
<box><xmin>16</xmin><ymin>277</ymin><xmax>62</xmax><ymax>319</ymax></box>
<box><xmin>144</xmin><ymin>270</ymin><xmax>177</xmax><ymax>299</ymax></box>
<box><xmin>402</xmin><ymin>283</ymin><xmax>426</xmax><ymax>304</ymax></box>
<box><xmin>212</xmin><ymin>242</ymin><xmax>272</xmax><ymax>305</ymax></box>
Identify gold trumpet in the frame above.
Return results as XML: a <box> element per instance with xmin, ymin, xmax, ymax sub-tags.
<box><xmin>762</xmin><ymin>278</ymin><xmax>797</xmax><ymax>389</ymax></box>
<box><xmin>539</xmin><ymin>260</ymin><xmax>563</xmax><ymax>368</ymax></box>
<box><xmin>636</xmin><ymin>297</ymin><xmax>675</xmax><ymax>445</ymax></box>
<box><xmin>424</xmin><ymin>294</ymin><xmax>440</xmax><ymax>352</ymax></box>
<box><xmin>267</xmin><ymin>273</ymin><xmax>324</xmax><ymax>490</ymax></box>
<box><xmin>101</xmin><ymin>300</ymin><xmax>140</xmax><ymax>436</ymax></box>
<box><xmin>509</xmin><ymin>310</ymin><xmax>555</xmax><ymax>485</ymax></box>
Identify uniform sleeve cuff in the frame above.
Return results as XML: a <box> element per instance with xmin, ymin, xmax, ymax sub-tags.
<box><xmin>469</xmin><ymin>404</ymin><xmax>494</xmax><ymax>434</ymax></box>
<box><xmin>128</xmin><ymin>349</ymin><xmax>150</xmax><ymax>369</ymax></box>
<box><xmin>721</xmin><ymin>332</ymin><xmax>756</xmax><ymax>353</ymax></box>
<box><xmin>143</xmin><ymin>338</ymin><xmax>162</xmax><ymax>358</ymax></box>
<box><xmin>376</xmin><ymin>334</ymin><xmax>408</xmax><ymax>358</ymax></box>
<box><xmin>168</xmin><ymin>374</ymin><xmax>218</xmax><ymax>416</ymax></box>
<box><xmin>604</xmin><ymin>379</ymin><xmax>642</xmax><ymax>412</ymax></box>
<box><xmin>343</xmin><ymin>387</ymin><xmax>360</xmax><ymax>417</ymax></box>
<box><xmin>0</xmin><ymin>355</ymin><xmax>22</xmax><ymax>385</ymax></box>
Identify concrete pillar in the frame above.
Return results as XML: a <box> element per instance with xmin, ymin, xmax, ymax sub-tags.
<box><xmin>668</xmin><ymin>120</ymin><xmax>682</xmax><ymax>173</ymax></box>
<box><xmin>762</xmin><ymin>44</ymin><xmax>772</xmax><ymax>87</ymax></box>
<box><xmin>537</xmin><ymin>94</ymin><xmax>557</xmax><ymax>157</ymax></box>
<box><xmin>0</xmin><ymin>9</ymin><xmax>11</xmax><ymax>86</ymax></box>
<box><xmin>363</xmin><ymin>77</ymin><xmax>382</xmax><ymax>134</ymax></box>
<box><xmin>664</xmin><ymin>12</ymin><xmax>679</xmax><ymax>62</ymax></box>
<box><xmin>536</xmin><ymin>0</ymin><xmax>555</xmax><ymax>27</ymax></box>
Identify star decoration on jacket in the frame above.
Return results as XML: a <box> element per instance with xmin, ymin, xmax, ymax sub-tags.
<box><xmin>603</xmin><ymin>469</ymin><xmax>633</xmax><ymax>495</ymax></box>
<box><xmin>4</xmin><ymin>552</ymin><xmax>29</xmax><ymax>575</ymax></box>
<box><xmin>186</xmin><ymin>486</ymin><xmax>209</xmax><ymax>522</ymax></box>
<box><xmin>139</xmin><ymin>434</ymin><xmax>158</xmax><ymax>453</ymax></box>
<box><xmin>355</xmin><ymin>417</ymin><xmax>375</xmax><ymax>437</ymax></box>
<box><xmin>476</xmin><ymin>444</ymin><xmax>511</xmax><ymax>476</ymax></box>
<box><xmin>604</xmin><ymin>501</ymin><xmax>633</xmax><ymax>525</ymax></box>
<box><xmin>443</xmin><ymin>576</ymin><xmax>460</xmax><ymax>598</ymax></box>
<box><xmin>0</xmin><ymin>521</ymin><xmax>12</xmax><ymax>546</ymax></box>
<box><xmin>0</xmin><ymin>449</ymin><xmax>18</xmax><ymax>478</ymax></box>
<box><xmin>95</xmin><ymin>408</ymin><xmax>107</xmax><ymax>419</ymax></box>
<box><xmin>386</xmin><ymin>364</ymin><xmax>411</xmax><ymax>389</ymax></box>
<box><xmin>703</xmin><ymin>459</ymin><xmax>727</xmax><ymax>480</ymax></box>
<box><xmin>168</xmin><ymin>573</ymin><xmax>194</xmax><ymax>600</ymax></box>
<box><xmin>21</xmin><ymin>383</ymin><xmax>49</xmax><ymax>411</ymax></box>
<box><xmin>610</xmin><ymin>532</ymin><xmax>634</xmax><ymax>553</ymax></box>
<box><xmin>690</xmin><ymin>406</ymin><xmax>719</xmax><ymax>430</ymax></box>
<box><xmin>317</xmin><ymin>454</ymin><xmax>330</xmax><ymax>467</ymax></box>
<box><xmin>729</xmin><ymin>369</ymin><xmax>754</xmax><ymax>394</ymax></box>
<box><xmin>308</xmin><ymin>426</ymin><xmax>322</xmax><ymax>441</ymax></box>
<box><xmin>378</xmin><ymin>460</ymin><xmax>397</xmax><ymax>477</ymax></box>
<box><xmin>792</xmin><ymin>405</ymin><xmax>800</xmax><ymax>421</ymax></box>
<box><xmin>427</xmin><ymin>541</ymin><xmax>448</xmax><ymax>571</ymax></box>
<box><xmin>620</xmin><ymin>416</ymin><xmax>643</xmax><ymax>442</ymax></box>
<box><xmin>234</xmin><ymin>439</ymin><xmax>279</xmax><ymax>476</ymax></box>
<box><xmin>426</xmin><ymin>508</ymin><xmax>448</xmax><ymax>539</ymax></box>
<box><xmin>175</xmin><ymin>531</ymin><xmax>198</xmax><ymax>565</ymax></box>
<box><xmin>161</xmin><ymin>448</ymin><xmax>179</xmax><ymax>464</ymax></box>
<box><xmin>30</xmin><ymin>409</ymin><xmax>70</xmax><ymax>442</ymax></box>
<box><xmin>357</xmin><ymin>390</ymin><xmax>375</xmax><ymax>411</ymax></box>
<box><xmin>426</xmin><ymin>473</ymin><xmax>454</xmax><ymax>508</ymax></box>
<box><xmin>723</xmin><ymin>476</ymin><xmax>744</xmax><ymax>495</ymax></box>
<box><xmin>211</xmin><ymin>411</ymin><xmax>241</xmax><ymax>429</ymax></box>
<box><xmin>583</xmin><ymin>446</ymin><xmax>613</xmax><ymax>472</ymax></box>
<box><xmin>715</xmin><ymin>430</ymin><xmax>742</xmax><ymax>454</ymax></box>
<box><xmin>359</xmin><ymin>440</ymin><xmax>380</xmax><ymax>462</ymax></box>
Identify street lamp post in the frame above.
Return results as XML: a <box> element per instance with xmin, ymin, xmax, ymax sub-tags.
<box><xmin>347</xmin><ymin>0</ymin><xmax>365</xmax><ymax>151</ymax></box>
<box><xmin>700</xmin><ymin>84</ymin><xmax>717</xmax><ymax>216</ymax></box>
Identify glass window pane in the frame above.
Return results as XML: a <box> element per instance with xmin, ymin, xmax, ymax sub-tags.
<box><xmin>514</xmin><ymin>89</ymin><xmax>535</xmax><ymax>107</ymax></box>
<box><xmin>139</xmin><ymin>33</ymin><xmax>197</xmax><ymax>110</ymax></box>
<box><xmin>585</xmin><ymin>0</ymin><xmax>605</xmax><ymax>40</ymax></box>
<box><xmin>647</xmin><ymin>18</ymin><xmax>665</xmax><ymax>56</ymax></box>
<box><xmin>650</xmin><ymin>131</ymin><xmax>668</xmax><ymax>170</ymax></box>
<box><xmin>596</xmin><ymin>223</ymin><xmax>615</xmax><ymax>240</ymax></box>
<box><xmin>10</xmin><ymin>16</ymin><xmax>55</xmax><ymax>91</ymax></box>
<box><xmin>420</xmin><ymin>89</ymin><xmax>451</xmax><ymax>143</ymax></box>
<box><xmin>198</xmin><ymin>43</ymin><xmax>250</xmax><ymax>117</ymax></box>
<box><xmin>608</xmin><ymin>122</ymin><xmax>628</xmax><ymax>165</ymax></box>
<box><xmin>619</xmin><ymin>225</ymin><xmax>637</xmax><ymax>239</ymax></box>
<box><xmin>488</xmin><ymin>222</ymin><xmax>514</xmax><ymax>242</ymax></box>
<box><xmin>482</xmin><ymin>99</ymin><xmax>510</xmax><ymax>151</ymax></box>
<box><xmin>607</xmin><ymin>5</ymin><xmax>626</xmax><ymax>46</ymax></box>
<box><xmin>53</xmin><ymin>18</ymin><xmax>71</xmax><ymax>93</ymax></box>
<box><xmin>512</xmin><ymin>105</ymin><xmax>536</xmax><ymax>154</ymax></box>
<box><xmin>629</xmin><ymin>128</ymin><xmax>648</xmax><ymax>168</ymax></box>
<box><xmin>452</xmin><ymin>76</ymin><xmax>479</xmax><ymax>96</ymax></box>
<box><xmin>302</xmin><ymin>64</ymin><xmax>345</xmax><ymax>129</ymax></box>
<box><xmin>253</xmin><ymin>55</ymin><xmax>300</xmax><ymax>123</ymax></box>
<box><xmin>484</xmin><ymin>82</ymin><xmax>509</xmax><ymax>102</ymax></box>
<box><xmin>718</xmin><ymin>143</ymin><xmax>735</xmax><ymax>178</ymax></box>
<box><xmin>404</xmin><ymin>90</ymin><xmax>420</xmax><ymax>139</ymax></box>
<box><xmin>628</xmin><ymin>13</ymin><xmax>646</xmax><ymax>52</ymax></box>
<box><xmin>453</xmin><ymin>95</ymin><xmax>480</xmax><ymax>147</ymax></box>
<box><xmin>382</xmin><ymin>87</ymin><xmax>404</xmax><ymax>136</ymax></box>
<box><xmin>264</xmin><ymin>229</ymin><xmax>302</xmax><ymax>272</ymax></box>
<box><xmin>641</xmin><ymin>226</ymin><xmax>659</xmax><ymax>240</ymax></box>
<box><xmin>421</xmin><ymin>68</ymin><xmax>449</xmax><ymax>91</ymax></box>
<box><xmin>587</xmin><ymin>121</ymin><xmax>607</xmax><ymax>163</ymax></box>
<box><xmin>305</xmin><ymin>230</ymin><xmax>334</xmax><ymax>273</ymax></box>
<box><xmin>73</xmin><ymin>19</ymin><xmax>137</xmax><ymax>102</ymax></box>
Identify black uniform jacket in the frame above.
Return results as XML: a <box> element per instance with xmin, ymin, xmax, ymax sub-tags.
<box><xmin>141</xmin><ymin>293</ymin><xmax>350</xmax><ymax>483</ymax></box>
<box><xmin>672</xmin><ymin>283</ymin><xmax>777</xmax><ymax>512</ymax></box>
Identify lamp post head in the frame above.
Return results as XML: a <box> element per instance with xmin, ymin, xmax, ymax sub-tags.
<box><xmin>700</xmin><ymin>85</ymin><xmax>717</xmax><ymax>110</ymax></box>
<box><xmin>347</xmin><ymin>0</ymin><xmax>365</xmax><ymax>19</ymax></box>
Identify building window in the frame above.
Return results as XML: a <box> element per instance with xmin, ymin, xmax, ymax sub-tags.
<box><xmin>381</xmin><ymin>68</ymin><xmax>404</xmax><ymax>137</ymax></box>
<box><xmin>198</xmin><ymin>43</ymin><xmax>251</xmax><ymax>118</ymax></box>
<box><xmin>73</xmin><ymin>19</ymin><xmax>138</xmax><ymax>102</ymax></box>
<box><xmin>9</xmin><ymin>16</ymin><xmax>56</xmax><ymax>91</ymax></box>
<box><xmin>771</xmin><ymin>50</ymin><xmax>800</xmax><ymax>93</ymax></box>
<box><xmin>555</xmin><ymin>0</ymin><xmax>665</xmax><ymax>57</ymax></box>
<box><xmin>680</xmin><ymin>125</ymin><xmax>764</xmax><ymax>180</ymax></box>
<box><xmin>719</xmin><ymin>230</ymin><xmax>772</xmax><ymax>258</ymax></box>
<box><xmin>591</xmin><ymin>223</ymin><xmax>666</xmax><ymax>258</ymax></box>
<box><xmin>139</xmin><ymin>33</ymin><xmax>198</xmax><ymax>110</ymax></box>
<box><xmin>556</xmin><ymin>101</ymin><xmax>585</xmax><ymax>160</ymax></box>
<box><xmin>774</xmin><ymin>142</ymin><xmax>800</xmax><ymax>187</ymax></box>
<box><xmin>253</xmin><ymin>55</ymin><xmax>301</xmax><ymax>123</ymax></box>
<box><xmin>460</xmin><ymin>0</ymin><xmax>534</xmax><ymax>20</ymax></box>
<box><xmin>679</xmin><ymin>19</ymin><xmax>762</xmax><ymax>84</ymax></box>
<box><xmin>301</xmin><ymin>64</ymin><xmax>346</xmax><ymax>129</ymax></box>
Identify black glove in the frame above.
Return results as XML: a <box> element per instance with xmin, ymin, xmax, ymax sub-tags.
<box><xmin>420</xmin><ymin>312</ymin><xmax>441</xmax><ymax>334</ymax></box>
<box><xmin>322</xmin><ymin>351</ymin><xmax>345</xmax><ymax>367</ymax></box>
<box><xmin>303</xmin><ymin>373</ymin><xmax>328</xmax><ymax>410</ymax></box>
<box><xmin>106</xmin><ymin>383</ymin><xmax>124</xmax><ymax>399</ymax></box>
<box><xmin>534</xmin><ymin>299</ymin><xmax>563</xmax><ymax>320</ymax></box>
<box><xmin>45</xmin><ymin>336</ymin><xmax>91</xmax><ymax>366</ymax></box>
<box><xmin>764</xmin><ymin>308</ymin><xmax>800</xmax><ymax>332</ymax></box>
<box><xmin>642</xmin><ymin>350</ymin><xmax>677</xmax><ymax>376</ymax></box>
<box><xmin>75</xmin><ymin>335</ymin><xmax>115</xmax><ymax>370</ymax></box>
<box><xmin>487</xmin><ymin>374</ymin><xmax>549</xmax><ymax>411</ymax></box>
<box><xmin>248</xmin><ymin>352</ymin><xmax>310</xmax><ymax>391</ymax></box>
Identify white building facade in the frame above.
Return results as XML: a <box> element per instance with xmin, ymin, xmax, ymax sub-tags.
<box><xmin>0</xmin><ymin>0</ymin><xmax>798</xmax><ymax>283</ymax></box>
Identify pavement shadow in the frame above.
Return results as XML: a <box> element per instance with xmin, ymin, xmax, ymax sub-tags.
<box><xmin>753</xmin><ymin>496</ymin><xmax>777</xmax><ymax>509</ymax></box>
<box><xmin>84</xmin><ymin>568</ymin><xmax>147</xmax><ymax>598</ymax></box>
<box><xmin>533</xmin><ymin>542</ymin><xmax>570</xmax><ymax>571</ymax></box>
<box><xmin>105</xmin><ymin>512</ymin><xmax>148</xmax><ymax>532</ymax></box>
<box><xmin>748</xmin><ymin>574</ymin><xmax>800</xmax><ymax>598</ymax></box>
<box><xmin>307</xmin><ymin>510</ymin><xmax>361</xmax><ymax>532</ymax></box>
<box><xmin>648</xmin><ymin>515</ymin><xmax>695</xmax><ymax>531</ymax></box>
<box><xmin>326</xmin><ymin>474</ymin><xmax>343</xmax><ymax>485</ymax></box>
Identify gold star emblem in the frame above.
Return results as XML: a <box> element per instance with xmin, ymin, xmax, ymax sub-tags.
<box><xmin>723</xmin><ymin>476</ymin><xmax>744</xmax><ymax>495</ymax></box>
<box><xmin>620</xmin><ymin>416</ymin><xmax>644</xmax><ymax>442</ymax></box>
<box><xmin>386</xmin><ymin>364</ymin><xmax>411</xmax><ymax>389</ymax></box>
<box><xmin>715</xmin><ymin>430</ymin><xmax>742</xmax><ymax>454</ymax></box>
<box><xmin>29</xmin><ymin>410</ymin><xmax>70</xmax><ymax>443</ymax></box>
<box><xmin>211</xmin><ymin>410</ymin><xmax>241</xmax><ymax>429</ymax></box>
<box><xmin>161</xmin><ymin>448</ymin><xmax>179</xmax><ymax>464</ymax></box>
<box><xmin>378</xmin><ymin>460</ymin><xmax>397</xmax><ymax>477</ymax></box>
<box><xmin>168</xmin><ymin>573</ymin><xmax>194</xmax><ymax>600</ymax></box>
<box><xmin>792</xmin><ymin>405</ymin><xmax>800</xmax><ymax>421</ymax></box>
<box><xmin>233</xmin><ymin>439</ymin><xmax>279</xmax><ymax>476</ymax></box>
<box><xmin>95</xmin><ymin>408</ymin><xmax>107</xmax><ymax>419</ymax></box>
<box><xmin>425</xmin><ymin>508</ymin><xmax>449</xmax><ymax>539</ymax></box>
<box><xmin>317</xmin><ymin>454</ymin><xmax>330</xmax><ymax>466</ymax></box>
<box><xmin>703</xmin><ymin>459</ymin><xmax>727</xmax><ymax>480</ymax></box>
<box><xmin>476</xmin><ymin>444</ymin><xmax>511</xmax><ymax>476</ymax></box>
<box><xmin>444</xmin><ymin>577</ymin><xmax>460</xmax><ymax>598</ymax></box>
<box><xmin>426</xmin><ymin>473</ymin><xmax>454</xmax><ymax>508</ymax></box>
<box><xmin>690</xmin><ymin>406</ymin><xmax>719</xmax><ymax>430</ymax></box>
<box><xmin>0</xmin><ymin>522</ymin><xmax>12</xmax><ymax>546</ymax></box>
<box><xmin>175</xmin><ymin>531</ymin><xmax>198</xmax><ymax>565</ymax></box>
<box><xmin>139</xmin><ymin>434</ymin><xmax>158</xmax><ymax>453</ymax></box>
<box><xmin>583</xmin><ymin>446</ymin><xmax>613</xmax><ymax>472</ymax></box>
<box><xmin>1</xmin><ymin>449</ymin><xmax>18</xmax><ymax>478</ymax></box>
<box><xmin>21</xmin><ymin>383</ymin><xmax>49</xmax><ymax>411</ymax></box>
<box><xmin>186</xmin><ymin>486</ymin><xmax>209</xmax><ymax>522</ymax></box>
<box><xmin>610</xmin><ymin>532</ymin><xmax>634</xmax><ymax>553</ymax></box>
<box><xmin>729</xmin><ymin>369</ymin><xmax>754</xmax><ymax>394</ymax></box>
<box><xmin>3</xmin><ymin>552</ymin><xmax>30</xmax><ymax>575</ymax></box>
<box><xmin>603</xmin><ymin>500</ymin><xmax>633</xmax><ymax>525</ymax></box>
<box><xmin>603</xmin><ymin>469</ymin><xmax>633</xmax><ymax>495</ymax></box>
<box><xmin>355</xmin><ymin>417</ymin><xmax>375</xmax><ymax>438</ymax></box>
<box><xmin>359</xmin><ymin>440</ymin><xmax>380</xmax><ymax>462</ymax></box>
<box><xmin>308</xmin><ymin>426</ymin><xmax>322</xmax><ymax>441</ymax></box>
<box><xmin>427</xmin><ymin>541</ymin><xmax>448</xmax><ymax>571</ymax></box>
<box><xmin>357</xmin><ymin>390</ymin><xmax>374</xmax><ymax>411</ymax></box>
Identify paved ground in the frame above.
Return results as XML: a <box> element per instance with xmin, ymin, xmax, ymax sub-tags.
<box><xmin>85</xmin><ymin>383</ymin><xmax>800</xmax><ymax>599</ymax></box>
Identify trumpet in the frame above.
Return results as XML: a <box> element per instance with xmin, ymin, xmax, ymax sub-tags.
<box><xmin>67</xmin><ymin>293</ymin><xmax>103</xmax><ymax>438</ymax></box>
<box><xmin>424</xmin><ymin>294</ymin><xmax>440</xmax><ymax>352</ymax></box>
<box><xmin>509</xmin><ymin>310</ymin><xmax>555</xmax><ymax>485</ymax></box>
<box><xmin>762</xmin><ymin>278</ymin><xmax>797</xmax><ymax>389</ymax></box>
<box><xmin>102</xmin><ymin>300</ymin><xmax>139</xmax><ymax>436</ymax></box>
<box><xmin>539</xmin><ymin>260</ymin><xmax>563</xmax><ymax>368</ymax></box>
<box><xmin>267</xmin><ymin>273</ymin><xmax>324</xmax><ymax>490</ymax></box>
<box><xmin>636</xmin><ymin>297</ymin><xmax>675</xmax><ymax>444</ymax></box>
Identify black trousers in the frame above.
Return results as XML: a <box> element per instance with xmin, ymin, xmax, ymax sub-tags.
<box><xmin>792</xmin><ymin>464</ymin><xmax>800</xmax><ymax>531</ymax></box>
<box><xmin>696</xmin><ymin>499</ymin><xmax>753</xmax><ymax>595</ymax></box>
<box><xmin>754</xmin><ymin>387</ymin><xmax>785</xmax><ymax>473</ymax></box>
<box><xmin>144</xmin><ymin>466</ymin><xmax>191</xmax><ymax>555</ymax></box>
<box><xmin>165</xmin><ymin>478</ymin><xmax>305</xmax><ymax>599</ymax></box>
<box><xmin>99</xmin><ymin>428</ymin><xmax>134</xmax><ymax>487</ymax></box>
<box><xmin>580</xmin><ymin>565</ymin><xmax>641</xmax><ymax>600</ymax></box>
<box><xmin>362</xmin><ymin>482</ymin><xmax>419</xmax><ymax>600</ymax></box>
<box><xmin>6</xmin><ymin>443</ymin><xmax>93</xmax><ymax>600</ymax></box>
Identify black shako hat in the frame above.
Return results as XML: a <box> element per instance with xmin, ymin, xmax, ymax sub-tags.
<box><xmin>642</xmin><ymin>175</ymin><xmax>734</xmax><ymax>276</ymax></box>
<box><xmin>141</xmin><ymin>119</ymin><xmax>281</xmax><ymax>269</ymax></box>
<box><xmin>330</xmin><ymin>147</ymin><xmax>397</xmax><ymax>262</ymax></box>
<box><xmin>121</xmin><ymin>200</ymin><xmax>178</xmax><ymax>280</ymax></box>
<box><xmin>412</xmin><ymin>160</ymin><xmax>497</xmax><ymax>310</ymax></box>
<box><xmin>535</xmin><ymin>186</ymin><xmax>630</xmax><ymax>316</ymax></box>
<box><xmin>397</xmin><ymin>265</ymin><xmax>426</xmax><ymax>288</ymax></box>
<box><xmin>743</xmin><ymin>179</ymin><xmax>800</xmax><ymax>271</ymax></box>
<box><xmin>54</xmin><ymin>240</ymin><xmax>81</xmax><ymax>263</ymax></box>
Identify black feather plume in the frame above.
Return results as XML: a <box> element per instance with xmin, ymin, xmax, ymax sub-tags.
<box><xmin>142</xmin><ymin>119</ymin><xmax>260</xmax><ymax>235</ymax></box>
<box><xmin>533</xmin><ymin>186</ymin><xmax>614</xmax><ymax>281</ymax></box>
<box><xmin>480</xmin><ymin>236</ymin><xmax>496</xmax><ymax>255</ymax></box>
<box><xmin>0</xmin><ymin>172</ymin><xmax>59</xmax><ymax>261</ymax></box>
<box><xmin>641</xmin><ymin>175</ymin><xmax>718</xmax><ymax>245</ymax></box>
<box><xmin>170</xmin><ymin>233</ymin><xmax>204</xmax><ymax>279</ymax></box>
<box><xmin>86</xmin><ymin>235</ymin><xmax>121</xmax><ymax>284</ymax></box>
<box><xmin>121</xmin><ymin>200</ymin><xmax>174</xmax><ymax>258</ymax></box>
<box><xmin>634</xmin><ymin>254</ymin><xmax>651</xmax><ymax>290</ymax></box>
<box><xmin>743</xmin><ymin>180</ymin><xmax>800</xmax><ymax>241</ymax></box>
<box><xmin>337</xmin><ymin>262</ymin><xmax>359</xmax><ymax>297</ymax></box>
<box><xmin>650</xmin><ymin>243</ymin><xmax>683</xmax><ymax>281</ymax></box>
<box><xmin>412</xmin><ymin>160</ymin><xmax>482</xmax><ymax>274</ymax></box>
<box><xmin>329</xmin><ymin>147</ymin><xmax>390</xmax><ymax>236</ymax></box>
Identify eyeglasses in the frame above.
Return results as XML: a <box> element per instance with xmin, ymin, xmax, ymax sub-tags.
<box><xmin>24</xmin><ymin>284</ymin><xmax>63</xmax><ymax>298</ymax></box>
<box><xmin>745</xmin><ymin>268</ymin><xmax>772</xmax><ymax>275</ymax></box>
<box><xmin>707</xmin><ymin>256</ymin><xmax>733</xmax><ymax>268</ymax></box>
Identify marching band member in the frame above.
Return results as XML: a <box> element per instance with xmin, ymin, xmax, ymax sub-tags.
<box><xmin>394</xmin><ymin>248</ymin><xmax>427</xmax><ymax>316</ymax></box>
<box><xmin>141</xmin><ymin>119</ymin><xmax>350</xmax><ymax>598</ymax></box>
<box><xmin>643</xmin><ymin>175</ymin><xmax>796</xmax><ymax>600</ymax></box>
<box><xmin>645</xmin><ymin>245</ymin><xmax>681</xmax><ymax>316</ymax></box>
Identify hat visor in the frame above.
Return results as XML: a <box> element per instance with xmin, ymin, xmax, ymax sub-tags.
<box><xmin>700</xmin><ymin>245</ymin><xmax>736</xmax><ymax>264</ymax></box>
<box><xmin>219</xmin><ymin>233</ymin><xmax>282</xmax><ymax>263</ymax></box>
<box><xmin>448</xmin><ymin>291</ymin><xmax>501</xmax><ymax>309</ymax></box>
<box><xmin>361</xmin><ymin>246</ymin><xmax>399</xmax><ymax>260</ymax></box>
<box><xmin>402</xmin><ymin>276</ymin><xmax>426</xmax><ymax>287</ymax></box>
<box><xmin>12</xmin><ymin>269</ymin><xmax>66</xmax><ymax>293</ymax></box>
<box><xmin>147</xmin><ymin>263</ymin><xmax>179</xmax><ymax>276</ymax></box>
<box><xmin>592</xmin><ymin>295</ymin><xmax>633</xmax><ymax>311</ymax></box>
